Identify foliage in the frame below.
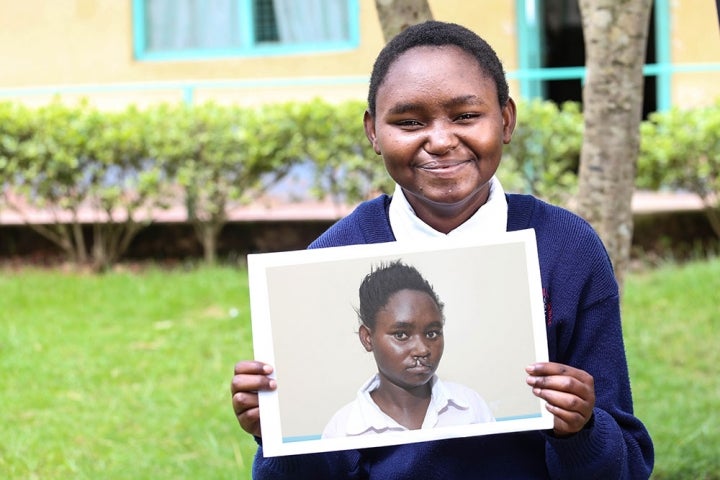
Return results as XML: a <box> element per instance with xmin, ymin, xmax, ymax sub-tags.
<box><xmin>499</xmin><ymin>99</ymin><xmax>583</xmax><ymax>207</ymax></box>
<box><xmin>3</xmin><ymin>96</ymin><xmax>719</xmax><ymax>268</ymax></box>
<box><xmin>638</xmin><ymin>99</ymin><xmax>720</xmax><ymax>238</ymax></box>
<box><xmin>2</xmin><ymin>100</ymin><xmax>97</xmax><ymax>262</ymax></box>
<box><xmin>84</xmin><ymin>105</ymin><xmax>168</xmax><ymax>269</ymax></box>
<box><xmin>0</xmin><ymin>100</ymin><xmax>165</xmax><ymax>271</ymax></box>
<box><xmin>0</xmin><ymin>101</ymin><xmax>33</xmax><ymax>182</ymax></box>
<box><xmin>299</xmin><ymin>98</ymin><xmax>391</xmax><ymax>204</ymax></box>
<box><xmin>147</xmin><ymin>101</ymin><xmax>304</xmax><ymax>264</ymax></box>
<box><xmin>1</xmin><ymin>100</ymin><xmax>308</xmax><ymax>267</ymax></box>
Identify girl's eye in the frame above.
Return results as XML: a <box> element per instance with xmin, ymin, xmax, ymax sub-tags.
<box><xmin>396</xmin><ymin>119</ymin><xmax>422</xmax><ymax>128</ymax></box>
<box><xmin>455</xmin><ymin>113</ymin><xmax>479</xmax><ymax>121</ymax></box>
<box><xmin>426</xmin><ymin>330</ymin><xmax>443</xmax><ymax>339</ymax></box>
<box><xmin>393</xmin><ymin>332</ymin><xmax>408</xmax><ymax>340</ymax></box>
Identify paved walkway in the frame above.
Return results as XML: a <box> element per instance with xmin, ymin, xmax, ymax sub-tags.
<box><xmin>0</xmin><ymin>190</ymin><xmax>706</xmax><ymax>226</ymax></box>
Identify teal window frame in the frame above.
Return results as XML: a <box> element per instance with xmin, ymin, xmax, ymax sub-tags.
<box><xmin>132</xmin><ymin>0</ymin><xmax>360</xmax><ymax>61</ymax></box>
<box><xmin>514</xmin><ymin>0</ymin><xmax>672</xmax><ymax>110</ymax></box>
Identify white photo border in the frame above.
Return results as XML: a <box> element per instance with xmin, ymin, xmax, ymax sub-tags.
<box><xmin>248</xmin><ymin>228</ymin><xmax>552</xmax><ymax>457</ymax></box>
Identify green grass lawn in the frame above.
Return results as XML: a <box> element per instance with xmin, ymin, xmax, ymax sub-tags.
<box><xmin>623</xmin><ymin>258</ymin><xmax>720</xmax><ymax>479</ymax></box>
<box><xmin>1</xmin><ymin>258</ymin><xmax>718</xmax><ymax>479</ymax></box>
<box><xmin>0</xmin><ymin>266</ymin><xmax>257</xmax><ymax>479</ymax></box>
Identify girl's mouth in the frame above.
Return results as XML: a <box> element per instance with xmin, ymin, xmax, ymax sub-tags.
<box><xmin>417</xmin><ymin>160</ymin><xmax>470</xmax><ymax>171</ymax></box>
<box><xmin>407</xmin><ymin>359</ymin><xmax>433</xmax><ymax>373</ymax></box>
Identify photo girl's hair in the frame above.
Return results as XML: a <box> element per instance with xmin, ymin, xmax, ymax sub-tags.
<box><xmin>367</xmin><ymin>20</ymin><xmax>509</xmax><ymax>116</ymax></box>
<box><xmin>357</xmin><ymin>260</ymin><xmax>444</xmax><ymax>329</ymax></box>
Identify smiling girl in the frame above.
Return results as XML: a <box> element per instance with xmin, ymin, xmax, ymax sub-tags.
<box><xmin>231</xmin><ymin>20</ymin><xmax>654</xmax><ymax>479</ymax></box>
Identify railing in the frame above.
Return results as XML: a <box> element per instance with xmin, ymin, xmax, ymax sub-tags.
<box><xmin>1</xmin><ymin>63</ymin><xmax>719</xmax><ymax>110</ymax></box>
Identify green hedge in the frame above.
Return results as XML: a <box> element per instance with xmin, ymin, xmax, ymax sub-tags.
<box><xmin>638</xmin><ymin>98</ymin><xmax>720</xmax><ymax>237</ymax></box>
<box><xmin>1</xmin><ymin>97</ymin><xmax>718</xmax><ymax>267</ymax></box>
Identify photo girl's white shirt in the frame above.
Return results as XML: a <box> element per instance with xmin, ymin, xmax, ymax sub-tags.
<box><xmin>322</xmin><ymin>374</ymin><xmax>494</xmax><ymax>438</ymax></box>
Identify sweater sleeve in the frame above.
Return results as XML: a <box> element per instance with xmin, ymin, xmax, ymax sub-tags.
<box><xmin>544</xmin><ymin>296</ymin><xmax>654</xmax><ymax>479</ymax></box>
<box><xmin>252</xmin><ymin>444</ymin><xmax>364</xmax><ymax>479</ymax></box>
<box><xmin>538</xmin><ymin>218</ymin><xmax>654</xmax><ymax>479</ymax></box>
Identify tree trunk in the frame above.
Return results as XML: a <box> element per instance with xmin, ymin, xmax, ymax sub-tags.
<box><xmin>374</xmin><ymin>0</ymin><xmax>433</xmax><ymax>41</ymax></box>
<box><xmin>577</xmin><ymin>0</ymin><xmax>653</xmax><ymax>292</ymax></box>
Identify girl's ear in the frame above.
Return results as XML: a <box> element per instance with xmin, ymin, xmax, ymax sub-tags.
<box><xmin>364</xmin><ymin>110</ymin><xmax>381</xmax><ymax>155</ymax></box>
<box><xmin>359</xmin><ymin>324</ymin><xmax>373</xmax><ymax>352</ymax></box>
<box><xmin>502</xmin><ymin>97</ymin><xmax>517</xmax><ymax>144</ymax></box>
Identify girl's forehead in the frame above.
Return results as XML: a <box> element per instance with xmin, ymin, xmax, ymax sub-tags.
<box><xmin>387</xmin><ymin>45</ymin><xmax>481</xmax><ymax>78</ymax></box>
<box><xmin>378</xmin><ymin>290</ymin><xmax>442</xmax><ymax>320</ymax></box>
<box><xmin>378</xmin><ymin>46</ymin><xmax>491</xmax><ymax>99</ymax></box>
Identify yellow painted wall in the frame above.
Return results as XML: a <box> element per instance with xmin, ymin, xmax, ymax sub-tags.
<box><xmin>2</xmin><ymin>1</ymin><xmax>716</xmax><ymax>108</ymax></box>
<box><xmin>0</xmin><ymin>0</ymin><xmax>518</xmax><ymax>107</ymax></box>
<box><xmin>670</xmin><ymin>0</ymin><xmax>720</xmax><ymax>106</ymax></box>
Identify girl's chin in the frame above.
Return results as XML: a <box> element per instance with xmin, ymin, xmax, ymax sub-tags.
<box><xmin>415</xmin><ymin>188</ymin><xmax>486</xmax><ymax>210</ymax></box>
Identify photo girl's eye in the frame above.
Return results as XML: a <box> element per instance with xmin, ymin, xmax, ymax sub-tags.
<box><xmin>426</xmin><ymin>329</ymin><xmax>443</xmax><ymax>339</ymax></box>
<box><xmin>393</xmin><ymin>331</ymin><xmax>409</xmax><ymax>340</ymax></box>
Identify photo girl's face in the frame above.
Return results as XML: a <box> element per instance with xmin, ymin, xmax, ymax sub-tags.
<box><xmin>360</xmin><ymin>289</ymin><xmax>444</xmax><ymax>392</ymax></box>
<box><xmin>364</xmin><ymin>45</ymin><xmax>515</xmax><ymax>227</ymax></box>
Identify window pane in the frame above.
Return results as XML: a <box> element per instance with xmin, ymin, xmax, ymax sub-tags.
<box><xmin>254</xmin><ymin>0</ymin><xmax>279</xmax><ymax>42</ymax></box>
<box><xmin>271</xmin><ymin>0</ymin><xmax>350</xmax><ymax>44</ymax></box>
<box><xmin>145</xmin><ymin>0</ymin><xmax>243</xmax><ymax>51</ymax></box>
<box><xmin>138</xmin><ymin>0</ymin><xmax>355</xmax><ymax>58</ymax></box>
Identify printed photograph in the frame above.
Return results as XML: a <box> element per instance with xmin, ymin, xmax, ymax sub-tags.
<box><xmin>248</xmin><ymin>229</ymin><xmax>552</xmax><ymax>457</ymax></box>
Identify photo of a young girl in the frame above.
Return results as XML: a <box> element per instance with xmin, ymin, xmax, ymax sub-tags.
<box><xmin>322</xmin><ymin>260</ymin><xmax>494</xmax><ymax>438</ymax></box>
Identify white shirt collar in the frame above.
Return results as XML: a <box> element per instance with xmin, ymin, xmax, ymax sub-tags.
<box><xmin>388</xmin><ymin>176</ymin><xmax>508</xmax><ymax>241</ymax></box>
<box><xmin>344</xmin><ymin>374</ymin><xmax>470</xmax><ymax>436</ymax></box>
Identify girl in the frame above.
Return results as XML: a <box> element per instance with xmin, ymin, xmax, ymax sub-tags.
<box><xmin>231</xmin><ymin>20</ymin><xmax>654</xmax><ymax>479</ymax></box>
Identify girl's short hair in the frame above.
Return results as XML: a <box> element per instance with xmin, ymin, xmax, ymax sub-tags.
<box><xmin>367</xmin><ymin>20</ymin><xmax>509</xmax><ymax>116</ymax></box>
<box><xmin>357</xmin><ymin>260</ymin><xmax>444</xmax><ymax>329</ymax></box>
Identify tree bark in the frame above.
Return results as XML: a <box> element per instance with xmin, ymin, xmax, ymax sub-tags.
<box><xmin>577</xmin><ymin>0</ymin><xmax>653</xmax><ymax>292</ymax></box>
<box><xmin>374</xmin><ymin>0</ymin><xmax>433</xmax><ymax>41</ymax></box>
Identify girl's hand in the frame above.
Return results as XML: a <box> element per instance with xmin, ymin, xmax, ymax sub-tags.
<box><xmin>526</xmin><ymin>362</ymin><xmax>595</xmax><ymax>436</ymax></box>
<box><xmin>231</xmin><ymin>361</ymin><xmax>277</xmax><ymax>437</ymax></box>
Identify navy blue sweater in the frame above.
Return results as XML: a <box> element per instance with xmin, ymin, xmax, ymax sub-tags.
<box><xmin>252</xmin><ymin>194</ymin><xmax>654</xmax><ymax>479</ymax></box>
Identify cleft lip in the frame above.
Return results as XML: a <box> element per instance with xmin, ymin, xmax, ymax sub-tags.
<box><xmin>406</xmin><ymin>359</ymin><xmax>433</xmax><ymax>370</ymax></box>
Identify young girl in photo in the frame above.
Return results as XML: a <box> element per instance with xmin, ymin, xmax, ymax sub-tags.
<box><xmin>322</xmin><ymin>260</ymin><xmax>493</xmax><ymax>438</ymax></box>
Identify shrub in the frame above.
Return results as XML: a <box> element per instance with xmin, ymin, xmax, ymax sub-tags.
<box><xmin>299</xmin><ymin>98</ymin><xmax>391</xmax><ymax>205</ymax></box>
<box><xmin>1</xmin><ymin>100</ymin><xmax>165</xmax><ymax>270</ymax></box>
<box><xmin>499</xmin><ymin>99</ymin><xmax>583</xmax><ymax>207</ymax></box>
<box><xmin>147</xmin><ymin>101</ymin><xmax>305</xmax><ymax>263</ymax></box>
<box><xmin>639</xmin><ymin>99</ymin><xmax>720</xmax><ymax>238</ymax></box>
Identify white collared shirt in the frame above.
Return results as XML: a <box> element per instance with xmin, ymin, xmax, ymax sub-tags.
<box><xmin>388</xmin><ymin>176</ymin><xmax>508</xmax><ymax>241</ymax></box>
<box><xmin>322</xmin><ymin>374</ymin><xmax>494</xmax><ymax>438</ymax></box>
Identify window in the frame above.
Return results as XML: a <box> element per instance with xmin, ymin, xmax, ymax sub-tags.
<box><xmin>132</xmin><ymin>0</ymin><xmax>359</xmax><ymax>60</ymax></box>
<box><xmin>515</xmin><ymin>0</ymin><xmax>664</xmax><ymax>115</ymax></box>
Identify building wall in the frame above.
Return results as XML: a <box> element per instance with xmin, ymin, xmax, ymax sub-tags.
<box><xmin>0</xmin><ymin>0</ymin><xmax>518</xmax><ymax>108</ymax></box>
<box><xmin>670</xmin><ymin>0</ymin><xmax>720</xmax><ymax>106</ymax></box>
<box><xmin>0</xmin><ymin>1</ymin><xmax>717</xmax><ymax>109</ymax></box>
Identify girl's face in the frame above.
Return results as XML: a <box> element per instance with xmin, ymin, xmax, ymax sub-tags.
<box><xmin>360</xmin><ymin>289</ymin><xmax>444</xmax><ymax>392</ymax></box>
<box><xmin>364</xmin><ymin>45</ymin><xmax>516</xmax><ymax>232</ymax></box>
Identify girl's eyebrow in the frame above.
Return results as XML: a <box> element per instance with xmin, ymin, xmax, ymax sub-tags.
<box><xmin>390</xmin><ymin>321</ymin><xmax>414</xmax><ymax>328</ymax></box>
<box><xmin>388</xmin><ymin>102</ymin><xmax>421</xmax><ymax>115</ymax></box>
<box><xmin>388</xmin><ymin>95</ymin><xmax>486</xmax><ymax>115</ymax></box>
<box><xmin>443</xmin><ymin>95</ymin><xmax>485</xmax><ymax>108</ymax></box>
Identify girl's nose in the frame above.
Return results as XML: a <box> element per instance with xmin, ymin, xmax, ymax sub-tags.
<box><xmin>424</xmin><ymin>121</ymin><xmax>459</xmax><ymax>155</ymax></box>
<box><xmin>410</xmin><ymin>338</ymin><xmax>431</xmax><ymax>357</ymax></box>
